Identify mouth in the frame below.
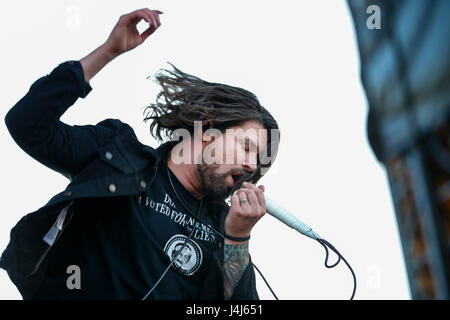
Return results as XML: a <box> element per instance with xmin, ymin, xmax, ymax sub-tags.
<box><xmin>230</xmin><ymin>171</ymin><xmax>244</xmax><ymax>186</ymax></box>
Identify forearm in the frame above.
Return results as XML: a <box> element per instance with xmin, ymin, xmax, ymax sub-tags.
<box><xmin>223</xmin><ymin>240</ymin><xmax>250</xmax><ymax>300</ymax></box>
<box><xmin>5</xmin><ymin>60</ymin><xmax>91</xmax><ymax>146</ymax></box>
<box><xmin>5</xmin><ymin>61</ymin><xmax>108</xmax><ymax>179</ymax></box>
<box><xmin>223</xmin><ymin>183</ymin><xmax>266</xmax><ymax>299</ymax></box>
<box><xmin>80</xmin><ymin>43</ymin><xmax>118</xmax><ymax>83</ymax></box>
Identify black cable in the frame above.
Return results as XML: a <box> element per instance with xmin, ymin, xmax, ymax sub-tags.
<box><xmin>141</xmin><ymin>223</ymin><xmax>198</xmax><ymax>300</ymax></box>
<box><xmin>141</xmin><ymin>196</ymin><xmax>205</xmax><ymax>300</ymax></box>
<box><xmin>252</xmin><ymin>263</ymin><xmax>279</xmax><ymax>300</ymax></box>
<box><xmin>317</xmin><ymin>238</ymin><xmax>357</xmax><ymax>300</ymax></box>
<box><xmin>317</xmin><ymin>239</ymin><xmax>341</xmax><ymax>268</ymax></box>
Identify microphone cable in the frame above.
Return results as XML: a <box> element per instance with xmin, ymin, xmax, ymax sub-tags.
<box><xmin>234</xmin><ymin>167</ymin><xmax>357</xmax><ymax>300</ymax></box>
<box><xmin>141</xmin><ymin>199</ymin><xmax>204</xmax><ymax>300</ymax></box>
<box><xmin>316</xmin><ymin>238</ymin><xmax>357</xmax><ymax>300</ymax></box>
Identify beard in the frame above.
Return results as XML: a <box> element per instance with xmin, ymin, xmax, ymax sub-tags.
<box><xmin>196</xmin><ymin>163</ymin><xmax>233</xmax><ymax>202</ymax></box>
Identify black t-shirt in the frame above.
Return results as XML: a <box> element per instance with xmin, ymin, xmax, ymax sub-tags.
<box><xmin>35</xmin><ymin>162</ymin><xmax>221</xmax><ymax>299</ymax></box>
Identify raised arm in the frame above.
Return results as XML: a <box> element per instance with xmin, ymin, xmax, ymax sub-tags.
<box><xmin>81</xmin><ymin>8</ymin><xmax>163</xmax><ymax>83</ymax></box>
<box><xmin>5</xmin><ymin>8</ymin><xmax>163</xmax><ymax>179</ymax></box>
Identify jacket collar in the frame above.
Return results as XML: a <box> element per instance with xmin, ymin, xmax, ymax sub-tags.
<box><xmin>152</xmin><ymin>141</ymin><xmax>177</xmax><ymax>165</ymax></box>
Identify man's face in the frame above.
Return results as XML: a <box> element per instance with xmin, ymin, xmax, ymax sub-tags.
<box><xmin>197</xmin><ymin>120</ymin><xmax>267</xmax><ymax>201</ymax></box>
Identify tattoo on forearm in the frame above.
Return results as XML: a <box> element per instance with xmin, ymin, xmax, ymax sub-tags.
<box><xmin>223</xmin><ymin>242</ymin><xmax>250</xmax><ymax>299</ymax></box>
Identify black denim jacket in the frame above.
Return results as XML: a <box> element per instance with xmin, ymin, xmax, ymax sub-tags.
<box><xmin>0</xmin><ymin>60</ymin><xmax>258</xmax><ymax>300</ymax></box>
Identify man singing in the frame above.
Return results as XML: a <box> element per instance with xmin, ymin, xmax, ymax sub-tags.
<box><xmin>0</xmin><ymin>8</ymin><xmax>279</xmax><ymax>300</ymax></box>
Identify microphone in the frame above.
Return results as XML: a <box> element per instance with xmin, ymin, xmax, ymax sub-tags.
<box><xmin>264</xmin><ymin>194</ymin><xmax>321</xmax><ymax>240</ymax></box>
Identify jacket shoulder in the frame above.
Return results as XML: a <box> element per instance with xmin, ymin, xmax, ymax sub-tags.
<box><xmin>95</xmin><ymin>118</ymin><xmax>134</xmax><ymax>134</ymax></box>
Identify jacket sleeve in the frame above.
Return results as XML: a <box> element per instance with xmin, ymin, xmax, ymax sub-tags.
<box><xmin>5</xmin><ymin>60</ymin><xmax>116</xmax><ymax>180</ymax></box>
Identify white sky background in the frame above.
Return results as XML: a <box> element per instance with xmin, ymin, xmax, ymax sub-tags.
<box><xmin>0</xmin><ymin>1</ymin><xmax>410</xmax><ymax>299</ymax></box>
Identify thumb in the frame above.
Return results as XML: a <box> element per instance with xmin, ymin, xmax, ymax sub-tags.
<box><xmin>140</xmin><ymin>26</ymin><xmax>154</xmax><ymax>42</ymax></box>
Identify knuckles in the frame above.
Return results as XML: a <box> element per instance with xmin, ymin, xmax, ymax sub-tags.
<box><xmin>230</xmin><ymin>184</ymin><xmax>266</xmax><ymax>218</ymax></box>
<box><xmin>232</xmin><ymin>207</ymin><xmax>243</xmax><ymax>215</ymax></box>
<box><xmin>230</xmin><ymin>205</ymin><xmax>265</xmax><ymax>219</ymax></box>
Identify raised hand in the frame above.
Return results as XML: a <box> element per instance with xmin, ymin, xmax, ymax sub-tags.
<box><xmin>80</xmin><ymin>8</ymin><xmax>163</xmax><ymax>83</ymax></box>
<box><xmin>104</xmin><ymin>8</ymin><xmax>163</xmax><ymax>56</ymax></box>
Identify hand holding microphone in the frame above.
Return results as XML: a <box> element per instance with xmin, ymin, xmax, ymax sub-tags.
<box><xmin>227</xmin><ymin>181</ymin><xmax>321</xmax><ymax>241</ymax></box>
<box><xmin>227</xmin><ymin>182</ymin><xmax>356</xmax><ymax>300</ymax></box>
<box><xmin>225</xmin><ymin>182</ymin><xmax>266</xmax><ymax>243</ymax></box>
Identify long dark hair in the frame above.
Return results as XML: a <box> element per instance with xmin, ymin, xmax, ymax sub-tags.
<box><xmin>144</xmin><ymin>62</ymin><xmax>280</xmax><ymax>186</ymax></box>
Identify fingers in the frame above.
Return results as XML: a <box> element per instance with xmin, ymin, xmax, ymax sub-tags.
<box><xmin>140</xmin><ymin>28</ymin><xmax>152</xmax><ymax>42</ymax></box>
<box><xmin>230</xmin><ymin>192</ymin><xmax>240</xmax><ymax>209</ymax></box>
<box><xmin>226</xmin><ymin>183</ymin><xmax>266</xmax><ymax>239</ymax></box>
<box><xmin>237</xmin><ymin>190</ymin><xmax>249</xmax><ymax>207</ymax></box>
<box><xmin>122</xmin><ymin>8</ymin><xmax>163</xmax><ymax>29</ymax></box>
<box><xmin>143</xmin><ymin>8</ymin><xmax>163</xmax><ymax>29</ymax></box>
<box><xmin>125</xmin><ymin>9</ymin><xmax>162</xmax><ymax>42</ymax></box>
<box><xmin>243</xmin><ymin>182</ymin><xmax>265</xmax><ymax>212</ymax></box>
<box><xmin>147</xmin><ymin>8</ymin><xmax>162</xmax><ymax>26</ymax></box>
<box><xmin>122</xmin><ymin>10</ymin><xmax>147</xmax><ymax>24</ymax></box>
<box><xmin>253</xmin><ymin>184</ymin><xmax>265</xmax><ymax>211</ymax></box>
<box><xmin>237</xmin><ymin>182</ymin><xmax>266</xmax><ymax>216</ymax></box>
<box><xmin>244</xmin><ymin>187</ymin><xmax>259</xmax><ymax>209</ymax></box>
<box><xmin>154</xmin><ymin>12</ymin><xmax>162</xmax><ymax>26</ymax></box>
<box><xmin>147</xmin><ymin>14</ymin><xmax>158</xmax><ymax>31</ymax></box>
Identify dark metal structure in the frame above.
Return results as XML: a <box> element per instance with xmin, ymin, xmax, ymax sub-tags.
<box><xmin>348</xmin><ymin>0</ymin><xmax>450</xmax><ymax>299</ymax></box>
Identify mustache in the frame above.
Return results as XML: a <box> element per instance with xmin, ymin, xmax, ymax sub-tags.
<box><xmin>226</xmin><ymin>168</ymin><xmax>259</xmax><ymax>194</ymax></box>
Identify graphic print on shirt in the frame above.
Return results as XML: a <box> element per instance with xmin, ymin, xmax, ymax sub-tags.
<box><xmin>164</xmin><ymin>234</ymin><xmax>203</xmax><ymax>276</ymax></box>
<box><xmin>137</xmin><ymin>193</ymin><xmax>218</xmax><ymax>245</ymax></box>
